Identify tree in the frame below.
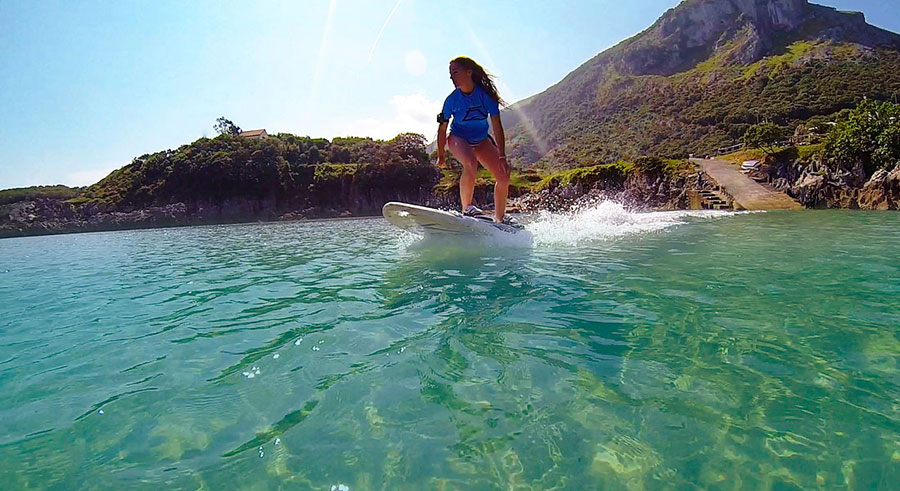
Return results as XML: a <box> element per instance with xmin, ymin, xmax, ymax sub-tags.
<box><xmin>742</xmin><ymin>122</ymin><xmax>784</xmax><ymax>154</ymax></box>
<box><xmin>306</xmin><ymin>146</ymin><xmax>321</xmax><ymax>165</ymax></box>
<box><xmin>825</xmin><ymin>99</ymin><xmax>900</xmax><ymax>176</ymax></box>
<box><xmin>214</xmin><ymin>117</ymin><xmax>241</xmax><ymax>136</ymax></box>
<box><xmin>384</xmin><ymin>133</ymin><xmax>428</xmax><ymax>165</ymax></box>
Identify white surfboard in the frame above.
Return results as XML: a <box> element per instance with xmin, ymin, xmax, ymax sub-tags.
<box><xmin>382</xmin><ymin>202</ymin><xmax>532</xmax><ymax>244</ymax></box>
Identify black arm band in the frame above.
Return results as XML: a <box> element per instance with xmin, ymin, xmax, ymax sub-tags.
<box><xmin>437</xmin><ymin>112</ymin><xmax>449</xmax><ymax>124</ymax></box>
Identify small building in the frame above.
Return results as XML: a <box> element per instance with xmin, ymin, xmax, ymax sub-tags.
<box><xmin>239</xmin><ymin>129</ymin><xmax>268</xmax><ymax>139</ymax></box>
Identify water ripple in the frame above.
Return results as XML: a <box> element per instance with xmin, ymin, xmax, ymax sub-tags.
<box><xmin>1</xmin><ymin>211</ymin><xmax>899</xmax><ymax>488</ymax></box>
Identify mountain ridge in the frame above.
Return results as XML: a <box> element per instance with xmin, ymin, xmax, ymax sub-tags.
<box><xmin>503</xmin><ymin>0</ymin><xmax>900</xmax><ymax>167</ymax></box>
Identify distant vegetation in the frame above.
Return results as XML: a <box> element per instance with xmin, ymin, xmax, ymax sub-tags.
<box><xmin>213</xmin><ymin>117</ymin><xmax>241</xmax><ymax>136</ymax></box>
<box><xmin>0</xmin><ymin>129</ymin><xmax>698</xmax><ymax>215</ymax></box>
<box><xmin>534</xmin><ymin>162</ymin><xmax>634</xmax><ymax>192</ymax></box>
<box><xmin>0</xmin><ymin>185</ymin><xmax>82</xmax><ymax>206</ymax></box>
<box><xmin>824</xmin><ymin>99</ymin><xmax>900</xmax><ymax>175</ymax></box>
<box><xmin>525</xmin><ymin>43</ymin><xmax>900</xmax><ymax>168</ymax></box>
<box><xmin>533</xmin><ymin>156</ymin><xmax>693</xmax><ymax>192</ymax></box>
<box><xmin>713</xmin><ymin>99</ymin><xmax>900</xmax><ymax>178</ymax></box>
<box><xmin>68</xmin><ymin>132</ymin><xmax>434</xmax><ymax>210</ymax></box>
<box><xmin>742</xmin><ymin>122</ymin><xmax>785</xmax><ymax>155</ymax></box>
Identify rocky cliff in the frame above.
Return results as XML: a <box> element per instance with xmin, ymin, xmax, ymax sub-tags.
<box><xmin>765</xmin><ymin>152</ymin><xmax>900</xmax><ymax>209</ymax></box>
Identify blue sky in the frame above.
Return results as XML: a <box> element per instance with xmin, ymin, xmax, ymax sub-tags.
<box><xmin>1</xmin><ymin>0</ymin><xmax>898</xmax><ymax>189</ymax></box>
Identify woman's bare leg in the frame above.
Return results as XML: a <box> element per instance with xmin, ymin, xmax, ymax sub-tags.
<box><xmin>448</xmin><ymin>135</ymin><xmax>480</xmax><ymax>211</ymax></box>
<box><xmin>473</xmin><ymin>138</ymin><xmax>510</xmax><ymax>222</ymax></box>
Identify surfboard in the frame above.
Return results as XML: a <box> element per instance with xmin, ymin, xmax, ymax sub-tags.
<box><xmin>382</xmin><ymin>202</ymin><xmax>532</xmax><ymax>243</ymax></box>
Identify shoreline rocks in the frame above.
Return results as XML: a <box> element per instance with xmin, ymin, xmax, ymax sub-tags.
<box><xmin>770</xmin><ymin>155</ymin><xmax>900</xmax><ymax>209</ymax></box>
<box><xmin>3</xmin><ymin>164</ymin><xmax>896</xmax><ymax>239</ymax></box>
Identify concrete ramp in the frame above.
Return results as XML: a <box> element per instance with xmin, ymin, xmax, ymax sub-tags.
<box><xmin>692</xmin><ymin>158</ymin><xmax>803</xmax><ymax>210</ymax></box>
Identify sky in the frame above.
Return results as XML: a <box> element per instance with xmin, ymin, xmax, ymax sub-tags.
<box><xmin>1</xmin><ymin>0</ymin><xmax>898</xmax><ymax>189</ymax></box>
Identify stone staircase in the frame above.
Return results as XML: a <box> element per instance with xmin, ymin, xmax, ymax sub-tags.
<box><xmin>696</xmin><ymin>188</ymin><xmax>733</xmax><ymax>210</ymax></box>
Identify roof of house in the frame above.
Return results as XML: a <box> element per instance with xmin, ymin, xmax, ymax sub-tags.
<box><xmin>239</xmin><ymin>129</ymin><xmax>267</xmax><ymax>137</ymax></box>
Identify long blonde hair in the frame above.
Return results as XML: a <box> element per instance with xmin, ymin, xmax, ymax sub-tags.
<box><xmin>451</xmin><ymin>56</ymin><xmax>505</xmax><ymax>107</ymax></box>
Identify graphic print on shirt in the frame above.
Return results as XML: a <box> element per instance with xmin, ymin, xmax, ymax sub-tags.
<box><xmin>442</xmin><ymin>86</ymin><xmax>499</xmax><ymax>143</ymax></box>
<box><xmin>462</xmin><ymin>106</ymin><xmax>488</xmax><ymax>122</ymax></box>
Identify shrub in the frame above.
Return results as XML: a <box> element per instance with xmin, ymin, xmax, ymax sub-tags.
<box><xmin>824</xmin><ymin>99</ymin><xmax>900</xmax><ymax>175</ymax></box>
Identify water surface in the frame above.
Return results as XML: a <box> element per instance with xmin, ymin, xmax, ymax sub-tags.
<box><xmin>1</xmin><ymin>205</ymin><xmax>898</xmax><ymax>489</ymax></box>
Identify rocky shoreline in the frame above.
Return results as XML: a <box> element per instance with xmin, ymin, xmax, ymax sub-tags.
<box><xmin>0</xmin><ymin>169</ymin><xmax>695</xmax><ymax>239</ymax></box>
<box><xmin>770</xmin><ymin>159</ymin><xmax>900</xmax><ymax>210</ymax></box>
<box><xmin>3</xmin><ymin>161</ymin><xmax>898</xmax><ymax>239</ymax></box>
<box><xmin>0</xmin><ymin>196</ymin><xmax>417</xmax><ymax>239</ymax></box>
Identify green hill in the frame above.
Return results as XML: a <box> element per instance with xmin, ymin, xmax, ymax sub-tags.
<box><xmin>69</xmin><ymin>132</ymin><xmax>438</xmax><ymax>213</ymax></box>
<box><xmin>503</xmin><ymin>0</ymin><xmax>900</xmax><ymax>168</ymax></box>
<box><xmin>0</xmin><ymin>185</ymin><xmax>83</xmax><ymax>206</ymax></box>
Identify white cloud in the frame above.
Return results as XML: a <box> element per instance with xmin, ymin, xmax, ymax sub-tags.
<box><xmin>339</xmin><ymin>92</ymin><xmax>440</xmax><ymax>140</ymax></box>
<box><xmin>405</xmin><ymin>49</ymin><xmax>427</xmax><ymax>77</ymax></box>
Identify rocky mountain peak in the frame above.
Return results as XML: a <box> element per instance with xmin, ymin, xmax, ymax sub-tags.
<box><xmin>711</xmin><ymin>0</ymin><xmax>807</xmax><ymax>29</ymax></box>
<box><xmin>619</xmin><ymin>0</ymin><xmax>811</xmax><ymax>75</ymax></box>
<box><xmin>605</xmin><ymin>0</ymin><xmax>896</xmax><ymax>77</ymax></box>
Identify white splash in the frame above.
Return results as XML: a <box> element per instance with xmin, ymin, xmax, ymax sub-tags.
<box><xmin>392</xmin><ymin>200</ymin><xmax>740</xmax><ymax>251</ymax></box>
<box><xmin>526</xmin><ymin>200</ymin><xmax>739</xmax><ymax>247</ymax></box>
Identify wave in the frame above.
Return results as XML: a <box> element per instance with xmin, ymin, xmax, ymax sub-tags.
<box><xmin>527</xmin><ymin>200</ymin><xmax>742</xmax><ymax>247</ymax></box>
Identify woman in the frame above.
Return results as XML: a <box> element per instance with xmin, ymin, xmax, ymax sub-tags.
<box><xmin>436</xmin><ymin>56</ymin><xmax>511</xmax><ymax>224</ymax></box>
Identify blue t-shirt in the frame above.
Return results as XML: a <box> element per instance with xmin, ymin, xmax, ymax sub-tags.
<box><xmin>441</xmin><ymin>85</ymin><xmax>500</xmax><ymax>143</ymax></box>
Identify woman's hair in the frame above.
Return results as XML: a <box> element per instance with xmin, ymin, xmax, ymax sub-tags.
<box><xmin>451</xmin><ymin>56</ymin><xmax>505</xmax><ymax>107</ymax></box>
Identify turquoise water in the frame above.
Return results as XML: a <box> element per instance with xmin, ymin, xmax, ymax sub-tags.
<box><xmin>1</xmin><ymin>205</ymin><xmax>899</xmax><ymax>489</ymax></box>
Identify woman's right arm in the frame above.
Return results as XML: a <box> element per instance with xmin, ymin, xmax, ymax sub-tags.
<box><xmin>437</xmin><ymin>122</ymin><xmax>449</xmax><ymax>168</ymax></box>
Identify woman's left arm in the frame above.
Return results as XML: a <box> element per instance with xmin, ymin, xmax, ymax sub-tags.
<box><xmin>490</xmin><ymin>114</ymin><xmax>506</xmax><ymax>159</ymax></box>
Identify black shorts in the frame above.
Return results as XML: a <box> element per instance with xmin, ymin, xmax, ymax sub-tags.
<box><xmin>452</xmin><ymin>133</ymin><xmax>496</xmax><ymax>147</ymax></box>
